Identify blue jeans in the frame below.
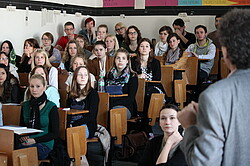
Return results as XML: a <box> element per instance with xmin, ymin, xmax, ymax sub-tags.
<box><xmin>18</xmin><ymin>143</ymin><xmax>51</xmax><ymax>160</ymax></box>
<box><xmin>112</xmin><ymin>105</ymin><xmax>131</xmax><ymax>119</ymax></box>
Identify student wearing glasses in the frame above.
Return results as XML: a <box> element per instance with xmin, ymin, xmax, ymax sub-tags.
<box><xmin>115</xmin><ymin>22</ymin><xmax>127</xmax><ymax>47</ymax></box>
<box><xmin>41</xmin><ymin>32</ymin><xmax>61</xmax><ymax>63</ymax></box>
<box><xmin>55</xmin><ymin>21</ymin><xmax>77</xmax><ymax>52</ymax></box>
<box><xmin>121</xmin><ymin>25</ymin><xmax>142</xmax><ymax>55</ymax></box>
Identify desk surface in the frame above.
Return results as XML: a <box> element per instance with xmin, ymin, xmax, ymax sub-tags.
<box><xmin>109</xmin><ymin>94</ymin><xmax>128</xmax><ymax>97</ymax></box>
<box><xmin>66</xmin><ymin>109</ymin><xmax>89</xmax><ymax>115</ymax></box>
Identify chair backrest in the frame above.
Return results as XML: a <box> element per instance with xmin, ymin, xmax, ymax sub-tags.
<box><xmin>58</xmin><ymin>108</ymin><xmax>67</xmax><ymax>140</ymax></box>
<box><xmin>110</xmin><ymin>108</ymin><xmax>127</xmax><ymax>144</ymax></box>
<box><xmin>97</xmin><ymin>92</ymin><xmax>109</xmax><ymax>128</ymax></box>
<box><xmin>0</xmin><ymin>153</ymin><xmax>7</xmax><ymax>166</ymax></box>
<box><xmin>210</xmin><ymin>48</ymin><xmax>221</xmax><ymax>75</ymax></box>
<box><xmin>174</xmin><ymin>80</ymin><xmax>186</xmax><ymax>109</ymax></box>
<box><xmin>0</xmin><ymin>129</ymin><xmax>14</xmax><ymax>166</ymax></box>
<box><xmin>136</xmin><ymin>78</ymin><xmax>145</xmax><ymax>112</ymax></box>
<box><xmin>18</xmin><ymin>73</ymin><xmax>29</xmax><ymax>88</ymax></box>
<box><xmin>67</xmin><ymin>126</ymin><xmax>87</xmax><ymax>166</ymax></box>
<box><xmin>148</xmin><ymin>93</ymin><xmax>165</xmax><ymax>126</ymax></box>
<box><xmin>220</xmin><ymin>58</ymin><xmax>230</xmax><ymax>79</ymax></box>
<box><xmin>58</xmin><ymin>89</ymin><xmax>68</xmax><ymax>108</ymax></box>
<box><xmin>154</xmin><ymin>56</ymin><xmax>163</xmax><ymax>65</ymax></box>
<box><xmin>2</xmin><ymin>105</ymin><xmax>21</xmax><ymax>126</ymax></box>
<box><xmin>12</xmin><ymin>147</ymin><xmax>38</xmax><ymax>166</ymax></box>
<box><xmin>58</xmin><ymin>74</ymin><xmax>69</xmax><ymax>90</ymax></box>
<box><xmin>161</xmin><ymin>65</ymin><xmax>174</xmax><ymax>97</ymax></box>
<box><xmin>185</xmin><ymin>57</ymin><xmax>199</xmax><ymax>85</ymax></box>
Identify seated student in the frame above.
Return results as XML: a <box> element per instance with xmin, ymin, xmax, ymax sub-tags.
<box><xmin>79</xmin><ymin>17</ymin><xmax>96</xmax><ymax>45</ymax></box>
<box><xmin>0</xmin><ymin>51</ymin><xmax>19</xmax><ymax>80</ymax></box>
<box><xmin>121</xmin><ymin>25</ymin><xmax>142</xmax><ymax>55</ymax></box>
<box><xmin>0</xmin><ymin>64</ymin><xmax>20</xmax><ymax>103</ymax></box>
<box><xmin>24</xmin><ymin>66</ymin><xmax>60</xmax><ymax>108</ymax></box>
<box><xmin>185</xmin><ymin>25</ymin><xmax>216</xmax><ymax>83</ymax></box>
<box><xmin>105</xmin><ymin>34</ymin><xmax>119</xmax><ymax>57</ymax></box>
<box><xmin>1</xmin><ymin>40</ymin><xmax>21</xmax><ymax>68</ymax></box>
<box><xmin>55</xmin><ymin>21</ymin><xmax>77</xmax><ymax>53</ymax></box>
<box><xmin>139</xmin><ymin>104</ymin><xmax>187</xmax><ymax>166</ymax></box>
<box><xmin>155</xmin><ymin>26</ymin><xmax>173</xmax><ymax>56</ymax></box>
<box><xmin>105</xmin><ymin>48</ymin><xmax>138</xmax><ymax>119</ymax></box>
<box><xmin>41</xmin><ymin>32</ymin><xmax>61</xmax><ymax>63</ymax></box>
<box><xmin>75</xmin><ymin>34</ymin><xmax>92</xmax><ymax>59</ymax></box>
<box><xmin>131</xmin><ymin>38</ymin><xmax>161</xmax><ymax>81</ymax></box>
<box><xmin>18</xmin><ymin>74</ymin><xmax>59</xmax><ymax>160</ymax></box>
<box><xmin>93</xmin><ymin>24</ymin><xmax>108</xmax><ymax>43</ymax></box>
<box><xmin>115</xmin><ymin>22</ymin><xmax>127</xmax><ymax>47</ymax></box>
<box><xmin>67</xmin><ymin>66</ymin><xmax>99</xmax><ymax>138</ymax></box>
<box><xmin>18</xmin><ymin>38</ymin><xmax>40</xmax><ymax>73</ymax></box>
<box><xmin>31</xmin><ymin>49</ymin><xmax>58</xmax><ymax>89</ymax></box>
<box><xmin>65</xmin><ymin>54</ymin><xmax>96</xmax><ymax>93</ymax></box>
<box><xmin>87</xmin><ymin>41</ymin><xmax>113</xmax><ymax>80</ymax></box>
<box><xmin>172</xmin><ymin>18</ymin><xmax>196</xmax><ymax>49</ymax></box>
<box><xmin>60</xmin><ymin>40</ymin><xmax>84</xmax><ymax>71</ymax></box>
<box><xmin>163</xmin><ymin>33</ymin><xmax>188</xmax><ymax>69</ymax></box>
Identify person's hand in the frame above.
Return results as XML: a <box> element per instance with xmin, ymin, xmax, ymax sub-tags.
<box><xmin>138</xmin><ymin>73</ymin><xmax>147</xmax><ymax>79</ymax></box>
<box><xmin>166</xmin><ymin>130</ymin><xmax>183</xmax><ymax>148</ymax></box>
<box><xmin>22</xmin><ymin>138</ymin><xmax>36</xmax><ymax>146</ymax></box>
<box><xmin>24</xmin><ymin>48</ymin><xmax>31</xmax><ymax>57</ymax></box>
<box><xmin>177</xmin><ymin>101</ymin><xmax>198</xmax><ymax>129</ymax></box>
<box><xmin>191</xmin><ymin>52</ymin><xmax>198</xmax><ymax>57</ymax></box>
<box><xmin>175</xmin><ymin>29</ymin><xmax>182</xmax><ymax>36</ymax></box>
<box><xmin>96</xmin><ymin>35</ymin><xmax>102</xmax><ymax>41</ymax></box>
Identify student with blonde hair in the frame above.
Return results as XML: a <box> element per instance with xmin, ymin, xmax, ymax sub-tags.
<box><xmin>31</xmin><ymin>49</ymin><xmax>58</xmax><ymax>89</ymax></box>
<box><xmin>105</xmin><ymin>34</ymin><xmax>119</xmax><ymax>57</ymax></box>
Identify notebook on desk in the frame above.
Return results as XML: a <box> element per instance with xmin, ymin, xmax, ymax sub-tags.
<box><xmin>0</xmin><ymin>126</ymin><xmax>43</xmax><ymax>135</ymax></box>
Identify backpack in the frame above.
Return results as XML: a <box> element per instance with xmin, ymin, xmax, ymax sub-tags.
<box><xmin>115</xmin><ymin>131</ymin><xmax>148</xmax><ymax>162</ymax></box>
<box><xmin>49</xmin><ymin>138</ymin><xmax>71</xmax><ymax>166</ymax></box>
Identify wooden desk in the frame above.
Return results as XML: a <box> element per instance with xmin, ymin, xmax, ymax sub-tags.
<box><xmin>66</xmin><ymin>109</ymin><xmax>89</xmax><ymax>115</ymax></box>
<box><xmin>0</xmin><ymin>129</ymin><xmax>14</xmax><ymax>166</ymax></box>
<box><xmin>109</xmin><ymin>94</ymin><xmax>128</xmax><ymax>98</ymax></box>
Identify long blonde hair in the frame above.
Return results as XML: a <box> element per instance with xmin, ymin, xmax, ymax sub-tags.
<box><xmin>105</xmin><ymin>34</ymin><xmax>119</xmax><ymax>52</ymax></box>
<box><xmin>31</xmin><ymin>49</ymin><xmax>52</xmax><ymax>69</ymax></box>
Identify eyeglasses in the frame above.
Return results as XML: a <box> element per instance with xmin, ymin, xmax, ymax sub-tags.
<box><xmin>128</xmin><ymin>32</ymin><xmax>138</xmax><ymax>35</ymax></box>
<box><xmin>42</xmin><ymin>38</ymin><xmax>51</xmax><ymax>41</ymax></box>
<box><xmin>65</xmin><ymin>28</ymin><xmax>74</xmax><ymax>31</ymax></box>
<box><xmin>116</xmin><ymin>27</ymin><xmax>124</xmax><ymax>31</ymax></box>
<box><xmin>0</xmin><ymin>57</ymin><xmax>8</xmax><ymax>61</ymax></box>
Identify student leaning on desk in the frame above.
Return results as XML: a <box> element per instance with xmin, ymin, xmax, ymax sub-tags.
<box><xmin>17</xmin><ymin>74</ymin><xmax>59</xmax><ymax>160</ymax></box>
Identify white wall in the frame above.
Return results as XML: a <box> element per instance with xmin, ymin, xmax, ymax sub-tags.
<box><xmin>0</xmin><ymin>8</ymin><xmax>216</xmax><ymax>55</ymax></box>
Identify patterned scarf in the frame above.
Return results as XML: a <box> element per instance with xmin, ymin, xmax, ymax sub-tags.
<box><xmin>106</xmin><ymin>66</ymin><xmax>130</xmax><ymax>87</ymax></box>
<box><xmin>165</xmin><ymin>47</ymin><xmax>181</xmax><ymax>65</ymax></box>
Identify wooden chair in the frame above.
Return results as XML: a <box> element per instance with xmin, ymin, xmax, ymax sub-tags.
<box><xmin>58</xmin><ymin>89</ymin><xmax>68</xmax><ymax>108</ymax></box>
<box><xmin>174</xmin><ymin>80</ymin><xmax>186</xmax><ymax>109</ymax></box>
<box><xmin>12</xmin><ymin>147</ymin><xmax>38</xmax><ymax>166</ymax></box>
<box><xmin>154</xmin><ymin>56</ymin><xmax>163</xmax><ymax>65</ymax></box>
<box><xmin>136</xmin><ymin>78</ymin><xmax>146</xmax><ymax>112</ymax></box>
<box><xmin>58</xmin><ymin>74</ymin><xmax>69</xmax><ymax>90</ymax></box>
<box><xmin>2</xmin><ymin>105</ymin><xmax>21</xmax><ymax>126</ymax></box>
<box><xmin>110</xmin><ymin>108</ymin><xmax>127</xmax><ymax>144</ymax></box>
<box><xmin>0</xmin><ymin>129</ymin><xmax>14</xmax><ymax>166</ymax></box>
<box><xmin>97</xmin><ymin>92</ymin><xmax>109</xmax><ymax>128</ymax></box>
<box><xmin>67</xmin><ymin>126</ymin><xmax>87</xmax><ymax>166</ymax></box>
<box><xmin>185</xmin><ymin>57</ymin><xmax>199</xmax><ymax>85</ymax></box>
<box><xmin>161</xmin><ymin>65</ymin><xmax>174</xmax><ymax>97</ymax></box>
<box><xmin>0</xmin><ymin>153</ymin><xmax>7</xmax><ymax>166</ymax></box>
<box><xmin>147</xmin><ymin>93</ymin><xmax>165</xmax><ymax>126</ymax></box>
<box><xmin>220</xmin><ymin>58</ymin><xmax>230</xmax><ymax>79</ymax></box>
<box><xmin>18</xmin><ymin>73</ymin><xmax>29</xmax><ymax>88</ymax></box>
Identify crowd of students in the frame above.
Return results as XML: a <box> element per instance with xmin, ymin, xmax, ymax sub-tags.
<box><xmin>0</xmin><ymin>15</ymin><xmax>221</xmax><ymax>165</ymax></box>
